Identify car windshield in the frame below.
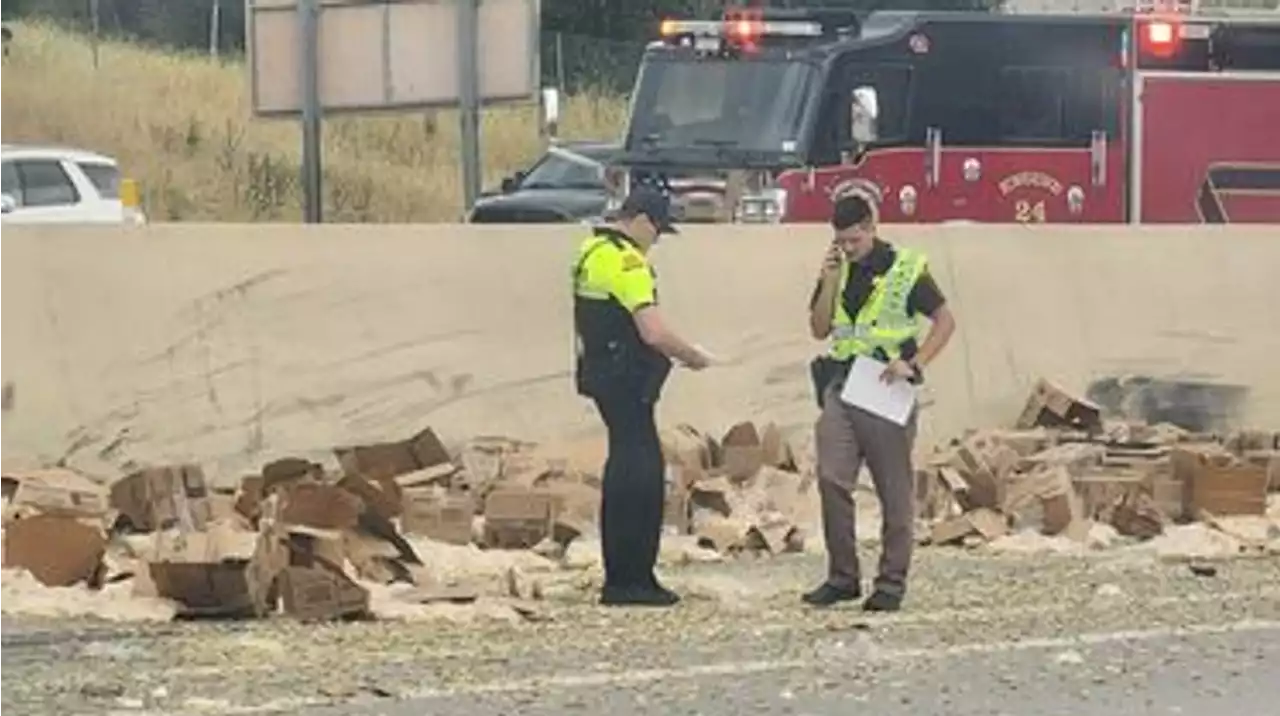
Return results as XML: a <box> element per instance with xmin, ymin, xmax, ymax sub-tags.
<box><xmin>520</xmin><ymin>150</ymin><xmax>606</xmax><ymax>189</ymax></box>
<box><xmin>625</xmin><ymin>56</ymin><xmax>820</xmax><ymax>155</ymax></box>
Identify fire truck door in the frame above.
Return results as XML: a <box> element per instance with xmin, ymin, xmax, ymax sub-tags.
<box><xmin>1137</xmin><ymin>72</ymin><xmax>1280</xmax><ymax>223</ymax></box>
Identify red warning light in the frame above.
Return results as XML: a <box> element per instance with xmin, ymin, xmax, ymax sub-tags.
<box><xmin>723</xmin><ymin>6</ymin><xmax>763</xmax><ymax>52</ymax></box>
<box><xmin>1141</xmin><ymin>19</ymin><xmax>1180</xmax><ymax>59</ymax></box>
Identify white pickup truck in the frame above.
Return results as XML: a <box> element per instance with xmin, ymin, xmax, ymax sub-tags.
<box><xmin>1</xmin><ymin>143</ymin><xmax>146</xmax><ymax>225</ymax></box>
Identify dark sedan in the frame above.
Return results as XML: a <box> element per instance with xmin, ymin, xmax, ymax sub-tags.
<box><xmin>467</xmin><ymin>141</ymin><xmax>620</xmax><ymax>224</ymax></box>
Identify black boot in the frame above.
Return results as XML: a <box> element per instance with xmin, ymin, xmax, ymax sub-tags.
<box><xmin>861</xmin><ymin>589</ymin><xmax>903</xmax><ymax>613</ymax></box>
<box><xmin>801</xmin><ymin>582</ymin><xmax>862</xmax><ymax>607</ymax></box>
<box><xmin>600</xmin><ymin>583</ymin><xmax>681</xmax><ymax>607</ymax></box>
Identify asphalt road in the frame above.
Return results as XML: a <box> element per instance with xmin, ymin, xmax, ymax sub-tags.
<box><xmin>306</xmin><ymin>624</ymin><xmax>1280</xmax><ymax>716</ymax></box>
<box><xmin>4</xmin><ymin>549</ymin><xmax>1279</xmax><ymax>716</ymax></box>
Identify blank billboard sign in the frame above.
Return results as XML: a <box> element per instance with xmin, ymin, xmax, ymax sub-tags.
<box><xmin>247</xmin><ymin>0</ymin><xmax>541</xmax><ymax>116</ymax></box>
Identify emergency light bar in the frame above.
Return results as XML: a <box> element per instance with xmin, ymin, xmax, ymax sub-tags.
<box><xmin>658</xmin><ymin>17</ymin><xmax>823</xmax><ymax>39</ymax></box>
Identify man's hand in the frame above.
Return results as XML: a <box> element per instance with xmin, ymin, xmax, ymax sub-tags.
<box><xmin>880</xmin><ymin>359</ymin><xmax>916</xmax><ymax>384</ymax></box>
<box><xmin>821</xmin><ymin>243</ymin><xmax>843</xmax><ymax>279</ymax></box>
<box><xmin>680</xmin><ymin>344</ymin><xmax>716</xmax><ymax>371</ymax></box>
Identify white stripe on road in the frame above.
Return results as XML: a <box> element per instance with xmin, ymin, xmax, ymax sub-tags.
<box><xmin>750</xmin><ymin>584</ymin><xmax>1280</xmax><ymax>632</ymax></box>
<box><xmin>887</xmin><ymin>618</ymin><xmax>1280</xmax><ymax>661</ymax></box>
<box><xmin>406</xmin><ymin>618</ymin><xmax>1280</xmax><ymax>699</ymax></box>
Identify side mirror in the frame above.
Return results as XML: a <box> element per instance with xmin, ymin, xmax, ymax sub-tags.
<box><xmin>0</xmin><ymin>193</ymin><xmax>16</xmax><ymax>213</ymax></box>
<box><xmin>540</xmin><ymin>86</ymin><xmax>560</xmax><ymax>139</ymax></box>
<box><xmin>501</xmin><ymin>172</ymin><xmax>523</xmax><ymax>193</ymax></box>
<box><xmin>851</xmin><ymin>85</ymin><xmax>879</xmax><ymax>145</ymax></box>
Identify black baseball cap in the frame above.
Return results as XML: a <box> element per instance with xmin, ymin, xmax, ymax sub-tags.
<box><xmin>620</xmin><ymin>185</ymin><xmax>679</xmax><ymax>234</ymax></box>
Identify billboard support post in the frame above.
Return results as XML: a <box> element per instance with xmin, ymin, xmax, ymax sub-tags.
<box><xmin>457</xmin><ymin>0</ymin><xmax>482</xmax><ymax>212</ymax></box>
<box><xmin>299</xmin><ymin>0</ymin><xmax>323</xmax><ymax>224</ymax></box>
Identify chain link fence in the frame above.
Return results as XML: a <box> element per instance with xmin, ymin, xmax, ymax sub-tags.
<box><xmin>541</xmin><ymin>31</ymin><xmax>648</xmax><ymax>96</ymax></box>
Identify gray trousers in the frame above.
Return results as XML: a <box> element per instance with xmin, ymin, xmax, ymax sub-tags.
<box><xmin>815</xmin><ymin>382</ymin><xmax>918</xmax><ymax>597</ymax></box>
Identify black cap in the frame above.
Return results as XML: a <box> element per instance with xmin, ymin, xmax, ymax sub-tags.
<box><xmin>620</xmin><ymin>185</ymin><xmax>679</xmax><ymax>234</ymax></box>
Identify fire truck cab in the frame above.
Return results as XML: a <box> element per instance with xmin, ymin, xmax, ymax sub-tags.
<box><xmin>615</xmin><ymin>2</ymin><xmax>1280</xmax><ymax>224</ymax></box>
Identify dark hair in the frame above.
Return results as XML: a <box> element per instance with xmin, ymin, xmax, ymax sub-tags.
<box><xmin>831</xmin><ymin>192</ymin><xmax>875</xmax><ymax>231</ymax></box>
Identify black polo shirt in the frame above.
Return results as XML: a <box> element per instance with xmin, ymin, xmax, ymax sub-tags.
<box><xmin>808</xmin><ymin>239</ymin><xmax>947</xmax><ymax>361</ymax></box>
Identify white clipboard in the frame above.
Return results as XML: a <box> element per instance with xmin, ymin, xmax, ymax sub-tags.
<box><xmin>838</xmin><ymin>356</ymin><xmax>917</xmax><ymax>426</ymax></box>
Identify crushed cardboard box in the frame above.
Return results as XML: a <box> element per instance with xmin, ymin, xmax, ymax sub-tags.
<box><xmin>0</xmin><ymin>419</ymin><xmax>807</xmax><ymax>619</ymax></box>
<box><xmin>110</xmin><ymin>465</ymin><xmax>213</xmax><ymax>533</ymax></box>
<box><xmin>920</xmin><ymin>377</ymin><xmax>1274</xmax><ymax>547</ymax></box>
<box><xmin>2</xmin><ymin>467</ymin><xmax>113</xmax><ymax>587</ymax></box>
<box><xmin>6</xmin><ymin>405</ymin><xmax>1274</xmax><ymax>620</ymax></box>
<box><xmin>146</xmin><ymin>520</ymin><xmax>284</xmax><ymax>618</ymax></box>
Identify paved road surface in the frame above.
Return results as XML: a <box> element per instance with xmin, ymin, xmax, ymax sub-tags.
<box><xmin>307</xmin><ymin>623</ymin><xmax>1280</xmax><ymax>716</ymax></box>
<box><xmin>4</xmin><ymin>550</ymin><xmax>1279</xmax><ymax>715</ymax></box>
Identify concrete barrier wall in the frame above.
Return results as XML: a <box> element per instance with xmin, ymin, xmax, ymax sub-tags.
<box><xmin>3</xmin><ymin>223</ymin><xmax>1278</xmax><ymax>484</ymax></box>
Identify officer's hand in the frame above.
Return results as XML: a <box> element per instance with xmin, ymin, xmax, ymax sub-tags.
<box><xmin>821</xmin><ymin>243</ymin><xmax>843</xmax><ymax>278</ymax></box>
<box><xmin>683</xmin><ymin>345</ymin><xmax>715</xmax><ymax>371</ymax></box>
<box><xmin>880</xmin><ymin>359</ymin><xmax>916</xmax><ymax>384</ymax></box>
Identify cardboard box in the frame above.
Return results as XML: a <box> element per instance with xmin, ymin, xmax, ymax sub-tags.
<box><xmin>260</xmin><ymin>457</ymin><xmax>324</xmax><ymax>494</ymax></box>
<box><xmin>930</xmin><ymin>508</ymin><xmax>1008</xmax><ymax>545</ymax></box>
<box><xmin>277</xmin><ymin>483</ymin><xmax>362</xmax><ymax>531</ymax></box>
<box><xmin>400</xmin><ymin>489</ymin><xmax>473</xmax><ymax>544</ymax></box>
<box><xmin>1147</xmin><ymin>477</ymin><xmax>1185</xmax><ymax>520</ymax></box>
<box><xmin>719</xmin><ymin>422</ymin><xmax>764</xmax><ymax>482</ymax></box>
<box><xmin>337</xmin><ymin>473</ymin><xmax>403</xmax><ymax>521</ymax></box>
<box><xmin>1240</xmin><ymin>450</ymin><xmax>1280</xmax><ymax>492</ymax></box>
<box><xmin>279</xmin><ymin>564</ymin><xmax>370</xmax><ymax>621</ymax></box>
<box><xmin>333</xmin><ymin>427</ymin><xmax>456</xmax><ymax>517</ymax></box>
<box><xmin>334</xmin><ymin>426</ymin><xmax>452</xmax><ymax>483</ymax></box>
<box><xmin>1072</xmin><ymin>472</ymin><xmax>1146</xmax><ymax>520</ymax></box>
<box><xmin>278</xmin><ymin>531</ymin><xmax>371</xmax><ymax>620</ymax></box>
<box><xmin>1189</xmin><ymin>463</ymin><xmax>1268</xmax><ymax>516</ymax></box>
<box><xmin>664</xmin><ymin>470</ymin><xmax>692</xmax><ymax>534</ymax></box>
<box><xmin>343</xmin><ymin>530</ymin><xmax>409</xmax><ymax>584</ymax></box>
<box><xmin>1016</xmin><ymin>378</ymin><xmax>1102</xmax><ymax>433</ymax></box>
<box><xmin>546</xmin><ymin>480</ymin><xmax>600</xmax><ymax>543</ymax></box>
<box><xmin>661</xmin><ymin>424</ymin><xmax>716</xmax><ymax>471</ymax></box>
<box><xmin>482</xmin><ymin>488</ymin><xmax>558</xmax><ymax>549</ymax></box>
<box><xmin>759</xmin><ymin>422</ymin><xmax>799</xmax><ymax>471</ymax></box>
<box><xmin>949</xmin><ymin>444</ymin><xmax>1002</xmax><ymax>510</ymax></box>
<box><xmin>2</xmin><ymin>467</ymin><xmax>110</xmax><ymax>519</ymax></box>
<box><xmin>110</xmin><ymin>465</ymin><xmax>212</xmax><ymax>532</ymax></box>
<box><xmin>1110</xmin><ymin>492</ymin><xmax>1166</xmax><ymax>539</ymax></box>
<box><xmin>148</xmin><ymin>521</ymin><xmax>286</xmax><ymax>617</ymax></box>
<box><xmin>235</xmin><ymin>475</ymin><xmax>265</xmax><ymax>522</ymax></box>
<box><xmin>2</xmin><ymin>513</ymin><xmax>107</xmax><ymax>586</ymax></box>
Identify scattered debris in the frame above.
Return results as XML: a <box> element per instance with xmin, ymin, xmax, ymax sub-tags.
<box><xmin>2</xmin><ymin>386</ymin><xmax>1276</xmax><ymax>623</ymax></box>
<box><xmin>913</xmin><ymin>377</ymin><xmax>1277</xmax><ymax>556</ymax></box>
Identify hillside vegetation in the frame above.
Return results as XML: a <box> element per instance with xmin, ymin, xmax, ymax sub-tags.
<box><xmin>1</xmin><ymin>21</ymin><xmax>628</xmax><ymax>222</ymax></box>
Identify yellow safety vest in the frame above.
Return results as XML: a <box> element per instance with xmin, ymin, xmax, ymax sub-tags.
<box><xmin>828</xmin><ymin>247</ymin><xmax>929</xmax><ymax>362</ymax></box>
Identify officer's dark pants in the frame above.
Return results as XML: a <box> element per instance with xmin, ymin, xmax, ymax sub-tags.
<box><xmin>591</xmin><ymin>389</ymin><xmax>665</xmax><ymax>589</ymax></box>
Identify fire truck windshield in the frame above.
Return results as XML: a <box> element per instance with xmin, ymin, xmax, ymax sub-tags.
<box><xmin>624</xmin><ymin>55</ymin><xmax>820</xmax><ymax>165</ymax></box>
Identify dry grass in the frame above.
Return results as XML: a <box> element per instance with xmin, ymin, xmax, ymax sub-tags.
<box><xmin>1</xmin><ymin>21</ymin><xmax>629</xmax><ymax>222</ymax></box>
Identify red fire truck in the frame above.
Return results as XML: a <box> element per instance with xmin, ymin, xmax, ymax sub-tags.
<box><xmin>615</xmin><ymin>2</ymin><xmax>1280</xmax><ymax>224</ymax></box>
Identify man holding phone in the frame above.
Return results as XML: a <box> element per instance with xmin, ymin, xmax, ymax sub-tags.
<box><xmin>802</xmin><ymin>191</ymin><xmax>956</xmax><ymax>612</ymax></box>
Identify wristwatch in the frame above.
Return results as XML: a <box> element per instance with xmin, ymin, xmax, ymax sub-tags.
<box><xmin>907</xmin><ymin>358</ymin><xmax>923</xmax><ymax>384</ymax></box>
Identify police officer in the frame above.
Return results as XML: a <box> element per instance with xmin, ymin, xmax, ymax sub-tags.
<box><xmin>572</xmin><ymin>185</ymin><xmax>714</xmax><ymax>607</ymax></box>
<box><xmin>802</xmin><ymin>191</ymin><xmax>956</xmax><ymax>612</ymax></box>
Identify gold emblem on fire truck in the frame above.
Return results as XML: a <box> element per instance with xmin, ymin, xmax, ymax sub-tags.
<box><xmin>827</xmin><ymin>177</ymin><xmax>883</xmax><ymax>204</ymax></box>
<box><xmin>997</xmin><ymin>171</ymin><xmax>1064</xmax><ymax>197</ymax></box>
<box><xmin>826</xmin><ymin>178</ymin><xmax>884</xmax><ymax>221</ymax></box>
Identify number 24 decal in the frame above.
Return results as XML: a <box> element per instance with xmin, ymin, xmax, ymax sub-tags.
<box><xmin>1014</xmin><ymin>200</ymin><xmax>1047</xmax><ymax>223</ymax></box>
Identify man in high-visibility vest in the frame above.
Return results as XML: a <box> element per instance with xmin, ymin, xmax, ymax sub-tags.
<box><xmin>571</xmin><ymin>185</ymin><xmax>714</xmax><ymax>607</ymax></box>
<box><xmin>802</xmin><ymin>191</ymin><xmax>956</xmax><ymax>612</ymax></box>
